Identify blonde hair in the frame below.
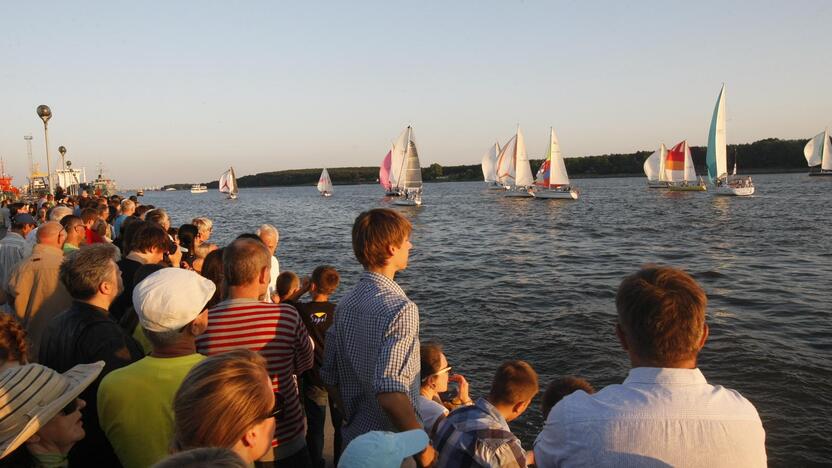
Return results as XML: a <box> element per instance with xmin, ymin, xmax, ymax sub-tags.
<box><xmin>173</xmin><ymin>349</ymin><xmax>272</xmax><ymax>451</ymax></box>
<box><xmin>192</xmin><ymin>217</ymin><xmax>213</xmax><ymax>237</ymax></box>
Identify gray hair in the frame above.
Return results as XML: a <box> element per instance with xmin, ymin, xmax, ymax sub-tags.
<box><xmin>143</xmin><ymin>328</ymin><xmax>186</xmax><ymax>349</ymax></box>
<box><xmin>48</xmin><ymin>206</ymin><xmax>73</xmax><ymax>222</ymax></box>
<box><xmin>192</xmin><ymin>217</ymin><xmax>213</xmax><ymax>234</ymax></box>
<box><xmin>255</xmin><ymin>224</ymin><xmax>278</xmax><ymax>239</ymax></box>
<box><xmin>60</xmin><ymin>243</ymin><xmax>121</xmax><ymax>300</ymax></box>
<box><xmin>145</xmin><ymin>208</ymin><xmax>170</xmax><ymax>226</ymax></box>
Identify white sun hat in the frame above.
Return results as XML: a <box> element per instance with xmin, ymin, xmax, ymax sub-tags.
<box><xmin>339</xmin><ymin>429</ymin><xmax>429</xmax><ymax>468</ymax></box>
<box><xmin>132</xmin><ymin>268</ymin><xmax>216</xmax><ymax>332</ymax></box>
<box><xmin>0</xmin><ymin>361</ymin><xmax>104</xmax><ymax>459</ymax></box>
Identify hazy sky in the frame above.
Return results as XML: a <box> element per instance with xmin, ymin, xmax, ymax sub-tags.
<box><xmin>1</xmin><ymin>1</ymin><xmax>830</xmax><ymax>187</ymax></box>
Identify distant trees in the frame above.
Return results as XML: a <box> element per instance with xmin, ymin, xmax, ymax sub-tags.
<box><xmin>160</xmin><ymin>138</ymin><xmax>808</xmax><ymax>190</ymax></box>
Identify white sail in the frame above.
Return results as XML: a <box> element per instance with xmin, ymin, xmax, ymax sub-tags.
<box><xmin>390</xmin><ymin>128</ymin><xmax>410</xmax><ymax>190</ymax></box>
<box><xmin>401</xmin><ymin>129</ymin><xmax>423</xmax><ymax>189</ymax></box>
<box><xmin>514</xmin><ymin>127</ymin><xmax>534</xmax><ymax>187</ymax></box>
<box><xmin>495</xmin><ymin>135</ymin><xmax>517</xmax><ymax>186</ymax></box>
<box><xmin>644</xmin><ymin>147</ymin><xmax>661</xmax><ymax>181</ymax></box>
<box><xmin>804</xmin><ymin>129</ymin><xmax>831</xmax><ymax>170</ymax></box>
<box><xmin>548</xmin><ymin>128</ymin><xmax>570</xmax><ymax>186</ymax></box>
<box><xmin>706</xmin><ymin>84</ymin><xmax>728</xmax><ymax>181</ymax></box>
<box><xmin>218</xmin><ymin>167</ymin><xmax>237</xmax><ymax>195</ymax></box>
<box><xmin>658</xmin><ymin>144</ymin><xmax>669</xmax><ymax>182</ymax></box>
<box><xmin>481</xmin><ymin>142</ymin><xmax>500</xmax><ymax>183</ymax></box>
<box><xmin>317</xmin><ymin>168</ymin><xmax>333</xmax><ymax>193</ymax></box>
<box><xmin>683</xmin><ymin>142</ymin><xmax>697</xmax><ymax>182</ymax></box>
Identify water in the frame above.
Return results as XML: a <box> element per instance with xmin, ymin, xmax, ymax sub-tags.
<box><xmin>142</xmin><ymin>173</ymin><xmax>831</xmax><ymax>466</ymax></box>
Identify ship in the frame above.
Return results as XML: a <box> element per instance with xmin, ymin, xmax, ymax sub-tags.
<box><xmin>91</xmin><ymin>165</ymin><xmax>117</xmax><ymax>197</ymax></box>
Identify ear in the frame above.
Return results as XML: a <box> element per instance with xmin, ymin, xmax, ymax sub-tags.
<box><xmin>240</xmin><ymin>426</ymin><xmax>258</xmax><ymax>448</ymax></box>
<box><xmin>511</xmin><ymin>399</ymin><xmax>528</xmax><ymax>416</ymax></box>
<box><xmin>259</xmin><ymin>266</ymin><xmax>270</xmax><ymax>285</ymax></box>
<box><xmin>309</xmin><ymin>282</ymin><xmax>318</xmax><ymax>293</ymax></box>
<box><xmin>615</xmin><ymin>323</ymin><xmax>629</xmax><ymax>351</ymax></box>
<box><xmin>697</xmin><ymin>323</ymin><xmax>709</xmax><ymax>351</ymax></box>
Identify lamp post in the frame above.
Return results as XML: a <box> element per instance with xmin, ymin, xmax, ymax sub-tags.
<box><xmin>58</xmin><ymin>146</ymin><xmax>67</xmax><ymax>195</ymax></box>
<box><xmin>36</xmin><ymin>105</ymin><xmax>53</xmax><ymax>195</ymax></box>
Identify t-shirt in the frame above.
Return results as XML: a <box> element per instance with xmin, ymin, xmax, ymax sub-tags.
<box><xmin>97</xmin><ymin>353</ymin><xmax>206</xmax><ymax>468</ymax></box>
<box><xmin>416</xmin><ymin>395</ymin><xmax>449</xmax><ymax>437</ymax></box>
<box><xmin>295</xmin><ymin>300</ymin><xmax>335</xmax><ymax>368</ymax></box>
<box><xmin>110</xmin><ymin>257</ymin><xmax>142</xmax><ymax>322</ymax></box>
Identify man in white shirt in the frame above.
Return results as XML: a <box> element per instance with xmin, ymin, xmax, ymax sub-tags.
<box><xmin>256</xmin><ymin>224</ymin><xmax>280</xmax><ymax>302</ymax></box>
<box><xmin>534</xmin><ymin>266</ymin><xmax>767</xmax><ymax>468</ymax></box>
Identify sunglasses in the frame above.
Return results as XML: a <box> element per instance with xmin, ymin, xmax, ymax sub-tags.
<box><xmin>61</xmin><ymin>398</ymin><xmax>79</xmax><ymax>415</ymax></box>
<box><xmin>268</xmin><ymin>392</ymin><xmax>285</xmax><ymax>420</ymax></box>
<box><xmin>421</xmin><ymin>365</ymin><xmax>452</xmax><ymax>382</ymax></box>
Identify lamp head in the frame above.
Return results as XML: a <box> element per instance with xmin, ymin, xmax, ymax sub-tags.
<box><xmin>36</xmin><ymin>105</ymin><xmax>52</xmax><ymax>123</ymax></box>
<box><xmin>58</xmin><ymin>146</ymin><xmax>66</xmax><ymax>156</ymax></box>
<box><xmin>66</xmin><ymin>160</ymin><xmax>72</xmax><ymax>167</ymax></box>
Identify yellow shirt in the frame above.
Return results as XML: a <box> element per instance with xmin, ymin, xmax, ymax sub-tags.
<box><xmin>97</xmin><ymin>353</ymin><xmax>206</xmax><ymax>468</ymax></box>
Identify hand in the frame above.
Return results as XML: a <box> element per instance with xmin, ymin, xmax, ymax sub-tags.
<box><xmin>415</xmin><ymin>444</ymin><xmax>436</xmax><ymax>468</ymax></box>
<box><xmin>449</xmin><ymin>374</ymin><xmax>471</xmax><ymax>404</ymax></box>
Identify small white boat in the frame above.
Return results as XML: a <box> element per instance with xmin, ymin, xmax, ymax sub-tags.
<box><xmin>706</xmin><ymin>84</ymin><xmax>755</xmax><ymax>196</ymax></box>
<box><xmin>218</xmin><ymin>167</ymin><xmax>238</xmax><ymax>199</ymax></box>
<box><xmin>390</xmin><ymin>126</ymin><xmax>423</xmax><ymax>206</ymax></box>
<box><xmin>498</xmin><ymin>127</ymin><xmax>534</xmax><ymax>198</ymax></box>
<box><xmin>481</xmin><ymin>141</ymin><xmax>504</xmax><ymax>190</ymax></box>
<box><xmin>190</xmin><ymin>184</ymin><xmax>208</xmax><ymax>194</ymax></box>
<box><xmin>165</xmin><ymin>187</ymin><xmax>176</xmax><ymax>191</ymax></box>
<box><xmin>532</xmin><ymin>128</ymin><xmax>579</xmax><ymax>200</ymax></box>
<box><xmin>805</xmin><ymin>129</ymin><xmax>832</xmax><ymax>176</ymax></box>
<box><xmin>317</xmin><ymin>168</ymin><xmax>333</xmax><ymax>197</ymax></box>
<box><xmin>644</xmin><ymin>144</ymin><xmax>670</xmax><ymax>189</ymax></box>
<box><xmin>665</xmin><ymin>141</ymin><xmax>706</xmax><ymax>192</ymax></box>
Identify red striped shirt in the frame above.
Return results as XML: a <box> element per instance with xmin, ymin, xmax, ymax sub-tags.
<box><xmin>196</xmin><ymin>298</ymin><xmax>314</xmax><ymax>447</ymax></box>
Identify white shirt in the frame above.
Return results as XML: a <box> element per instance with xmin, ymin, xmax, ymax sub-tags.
<box><xmin>534</xmin><ymin>367</ymin><xmax>767</xmax><ymax>468</ymax></box>
<box><xmin>265</xmin><ymin>255</ymin><xmax>280</xmax><ymax>302</ymax></box>
<box><xmin>415</xmin><ymin>395</ymin><xmax>449</xmax><ymax>436</ymax></box>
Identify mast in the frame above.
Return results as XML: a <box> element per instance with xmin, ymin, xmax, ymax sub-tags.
<box><xmin>395</xmin><ymin>126</ymin><xmax>412</xmax><ymax>191</ymax></box>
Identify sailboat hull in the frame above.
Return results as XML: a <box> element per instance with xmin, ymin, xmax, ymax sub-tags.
<box><xmin>808</xmin><ymin>170</ymin><xmax>832</xmax><ymax>177</ymax></box>
<box><xmin>504</xmin><ymin>189</ymin><xmax>533</xmax><ymax>198</ymax></box>
<box><xmin>713</xmin><ymin>185</ymin><xmax>755</xmax><ymax>196</ymax></box>
<box><xmin>393</xmin><ymin>198</ymin><xmax>421</xmax><ymax>206</ymax></box>
<box><xmin>533</xmin><ymin>190</ymin><xmax>578</xmax><ymax>200</ymax></box>
<box><xmin>647</xmin><ymin>180</ymin><xmax>669</xmax><ymax>189</ymax></box>
<box><xmin>668</xmin><ymin>184</ymin><xmax>707</xmax><ymax>192</ymax></box>
<box><xmin>227</xmin><ymin>194</ymin><xmax>237</xmax><ymax>199</ymax></box>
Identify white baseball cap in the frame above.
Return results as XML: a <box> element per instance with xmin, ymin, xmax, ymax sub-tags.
<box><xmin>339</xmin><ymin>430</ymin><xmax>429</xmax><ymax>468</ymax></box>
<box><xmin>132</xmin><ymin>268</ymin><xmax>216</xmax><ymax>332</ymax></box>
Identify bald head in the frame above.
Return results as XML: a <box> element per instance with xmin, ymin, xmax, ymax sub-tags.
<box><xmin>36</xmin><ymin>222</ymin><xmax>66</xmax><ymax>250</ymax></box>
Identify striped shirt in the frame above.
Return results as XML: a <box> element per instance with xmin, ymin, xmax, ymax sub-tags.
<box><xmin>320</xmin><ymin>271</ymin><xmax>421</xmax><ymax>444</ymax></box>
<box><xmin>196</xmin><ymin>298</ymin><xmax>314</xmax><ymax>455</ymax></box>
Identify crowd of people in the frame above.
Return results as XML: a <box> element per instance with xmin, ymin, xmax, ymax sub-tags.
<box><xmin>0</xmin><ymin>191</ymin><xmax>768</xmax><ymax>467</ymax></box>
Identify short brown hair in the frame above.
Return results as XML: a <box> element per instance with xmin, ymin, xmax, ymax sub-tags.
<box><xmin>311</xmin><ymin>265</ymin><xmax>339</xmax><ymax>295</ymax></box>
<box><xmin>223</xmin><ymin>239</ymin><xmax>270</xmax><ymax>287</ymax></box>
<box><xmin>60</xmin><ymin>243</ymin><xmax>120</xmax><ymax>300</ymax></box>
<box><xmin>351</xmin><ymin>209</ymin><xmax>412</xmax><ymax>269</ymax></box>
<box><xmin>540</xmin><ymin>376</ymin><xmax>595</xmax><ymax>420</ymax></box>
<box><xmin>173</xmin><ymin>349</ymin><xmax>272</xmax><ymax>451</ymax></box>
<box><xmin>488</xmin><ymin>360</ymin><xmax>539</xmax><ymax>405</ymax></box>
<box><xmin>275</xmin><ymin>271</ymin><xmax>299</xmax><ymax>298</ymax></box>
<box><xmin>616</xmin><ymin>266</ymin><xmax>707</xmax><ymax>365</ymax></box>
<box><xmin>80</xmin><ymin>207</ymin><xmax>99</xmax><ymax>224</ymax></box>
<box><xmin>129</xmin><ymin>221</ymin><xmax>170</xmax><ymax>254</ymax></box>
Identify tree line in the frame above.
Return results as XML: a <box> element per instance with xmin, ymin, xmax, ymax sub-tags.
<box><xmin>162</xmin><ymin>138</ymin><xmax>808</xmax><ymax>190</ymax></box>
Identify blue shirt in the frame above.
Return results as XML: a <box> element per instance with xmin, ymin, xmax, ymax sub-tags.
<box><xmin>434</xmin><ymin>398</ymin><xmax>527</xmax><ymax>468</ymax></box>
<box><xmin>320</xmin><ymin>271</ymin><xmax>420</xmax><ymax>444</ymax></box>
<box><xmin>112</xmin><ymin>214</ymin><xmax>129</xmax><ymax>239</ymax></box>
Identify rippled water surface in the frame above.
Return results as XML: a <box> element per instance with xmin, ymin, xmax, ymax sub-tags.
<box><xmin>143</xmin><ymin>173</ymin><xmax>831</xmax><ymax>466</ymax></box>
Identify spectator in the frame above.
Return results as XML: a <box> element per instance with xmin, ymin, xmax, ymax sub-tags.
<box><xmin>196</xmin><ymin>238</ymin><xmax>313</xmax><ymax>466</ymax></box>
<box><xmin>192</xmin><ymin>217</ymin><xmax>213</xmax><ymax>243</ymax></box>
<box><xmin>417</xmin><ymin>342</ymin><xmax>472</xmax><ymax>438</ymax></box>
<box><xmin>274</xmin><ymin>270</ymin><xmax>302</xmax><ymax>304</ymax></box>
<box><xmin>0</xmin><ymin>314</ymin><xmax>28</xmax><ymax>371</ymax></box>
<box><xmin>0</xmin><ymin>213</ymin><xmax>37</xmax><ymax>306</ymax></box>
<box><xmin>533</xmin><ymin>266</ymin><xmax>767</xmax><ymax>467</ymax></box>
<box><xmin>110</xmin><ymin>221</ymin><xmax>169</xmax><ymax>322</ymax></box>
<box><xmin>145</xmin><ymin>208</ymin><xmax>171</xmax><ymax>232</ymax></box>
<box><xmin>24</xmin><ymin>205</ymin><xmax>72</xmax><ymax>257</ymax></box>
<box><xmin>434</xmin><ymin>360</ymin><xmax>538</xmax><ymax>468</ymax></box>
<box><xmin>338</xmin><ymin>430</ymin><xmax>430</xmax><ymax>468</ymax></box>
<box><xmin>0</xmin><ymin>362</ymin><xmax>104</xmax><ymax>465</ymax></box>
<box><xmin>539</xmin><ymin>376</ymin><xmax>594</xmax><ymax>421</ymax></box>
<box><xmin>320</xmin><ymin>208</ymin><xmax>433</xmax><ymax>466</ymax></box>
<box><xmin>98</xmin><ymin>268</ymin><xmax>216</xmax><ymax>468</ymax></box>
<box><xmin>256</xmin><ymin>224</ymin><xmax>280</xmax><ymax>302</ymax></box>
<box><xmin>191</xmin><ymin>242</ymin><xmax>217</xmax><ymax>274</ymax></box>
<box><xmin>172</xmin><ymin>349</ymin><xmax>278</xmax><ymax>465</ymax></box>
<box><xmin>200</xmin><ymin>248</ymin><xmax>224</xmax><ymax>309</ymax></box>
<box><xmin>80</xmin><ymin>208</ymin><xmax>105</xmax><ymax>245</ymax></box>
<box><xmin>60</xmin><ymin>215</ymin><xmax>86</xmax><ymax>254</ymax></box>
<box><xmin>39</xmin><ymin>243</ymin><xmax>145</xmax><ymax>467</ymax></box>
<box><xmin>177</xmin><ymin>224</ymin><xmax>199</xmax><ymax>268</ymax></box>
<box><xmin>7</xmin><ymin>222</ymin><xmax>72</xmax><ymax>361</ymax></box>
<box><xmin>113</xmin><ymin>199</ymin><xmax>136</xmax><ymax>238</ymax></box>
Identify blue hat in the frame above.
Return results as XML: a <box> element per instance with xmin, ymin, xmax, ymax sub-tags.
<box><xmin>12</xmin><ymin>213</ymin><xmax>36</xmax><ymax>225</ymax></box>
<box><xmin>339</xmin><ymin>430</ymin><xmax>429</xmax><ymax>468</ymax></box>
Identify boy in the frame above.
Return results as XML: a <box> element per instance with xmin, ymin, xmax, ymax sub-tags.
<box><xmin>540</xmin><ymin>376</ymin><xmax>595</xmax><ymax>421</ymax></box>
<box><xmin>296</xmin><ymin>265</ymin><xmax>343</xmax><ymax>468</ymax></box>
<box><xmin>273</xmin><ymin>270</ymin><xmax>303</xmax><ymax>304</ymax></box>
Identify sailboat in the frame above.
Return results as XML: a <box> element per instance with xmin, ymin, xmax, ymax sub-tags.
<box><xmin>805</xmin><ymin>129</ymin><xmax>832</xmax><ymax>176</ymax></box>
<box><xmin>218</xmin><ymin>167</ymin><xmax>238</xmax><ymax>199</ymax></box>
<box><xmin>643</xmin><ymin>144</ymin><xmax>669</xmax><ymax>188</ymax></box>
<box><xmin>481</xmin><ymin>141</ymin><xmax>503</xmax><ymax>189</ymax></box>
<box><xmin>533</xmin><ymin>128</ymin><xmax>578</xmax><ymax>200</ymax></box>
<box><xmin>707</xmin><ymin>84</ymin><xmax>755</xmax><ymax>196</ymax></box>
<box><xmin>317</xmin><ymin>168</ymin><xmax>333</xmax><ymax>197</ymax></box>
<box><xmin>666</xmin><ymin>140</ymin><xmax>706</xmax><ymax>191</ymax></box>
<box><xmin>391</xmin><ymin>126</ymin><xmax>423</xmax><ymax>206</ymax></box>
<box><xmin>499</xmin><ymin>127</ymin><xmax>534</xmax><ymax>197</ymax></box>
<box><xmin>379</xmin><ymin>145</ymin><xmax>401</xmax><ymax>196</ymax></box>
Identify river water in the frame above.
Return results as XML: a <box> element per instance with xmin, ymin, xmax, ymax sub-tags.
<box><xmin>142</xmin><ymin>172</ymin><xmax>831</xmax><ymax>466</ymax></box>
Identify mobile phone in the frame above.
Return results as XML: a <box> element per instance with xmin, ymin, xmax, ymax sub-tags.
<box><xmin>439</xmin><ymin>381</ymin><xmax>459</xmax><ymax>401</ymax></box>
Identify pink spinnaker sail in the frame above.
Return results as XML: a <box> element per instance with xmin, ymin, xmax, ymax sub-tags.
<box><xmin>379</xmin><ymin>150</ymin><xmax>393</xmax><ymax>191</ymax></box>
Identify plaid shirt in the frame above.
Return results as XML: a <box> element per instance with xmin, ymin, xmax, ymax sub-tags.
<box><xmin>434</xmin><ymin>398</ymin><xmax>527</xmax><ymax>468</ymax></box>
<box><xmin>320</xmin><ymin>271</ymin><xmax>420</xmax><ymax>444</ymax></box>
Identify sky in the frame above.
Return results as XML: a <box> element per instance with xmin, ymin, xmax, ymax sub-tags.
<box><xmin>1</xmin><ymin>1</ymin><xmax>830</xmax><ymax>188</ymax></box>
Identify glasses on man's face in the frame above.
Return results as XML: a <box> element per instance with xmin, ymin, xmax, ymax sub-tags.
<box><xmin>61</xmin><ymin>398</ymin><xmax>79</xmax><ymax>415</ymax></box>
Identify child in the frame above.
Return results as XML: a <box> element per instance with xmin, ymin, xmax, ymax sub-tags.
<box><xmin>295</xmin><ymin>266</ymin><xmax>342</xmax><ymax>467</ymax></box>
<box><xmin>540</xmin><ymin>376</ymin><xmax>595</xmax><ymax>421</ymax></box>
<box><xmin>273</xmin><ymin>271</ymin><xmax>304</xmax><ymax>304</ymax></box>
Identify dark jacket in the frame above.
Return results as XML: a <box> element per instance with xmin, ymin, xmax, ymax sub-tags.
<box><xmin>39</xmin><ymin>300</ymin><xmax>145</xmax><ymax>468</ymax></box>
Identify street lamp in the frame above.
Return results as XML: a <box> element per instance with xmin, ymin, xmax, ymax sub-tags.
<box><xmin>36</xmin><ymin>105</ymin><xmax>53</xmax><ymax>195</ymax></box>
<box><xmin>58</xmin><ymin>146</ymin><xmax>68</xmax><ymax>195</ymax></box>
